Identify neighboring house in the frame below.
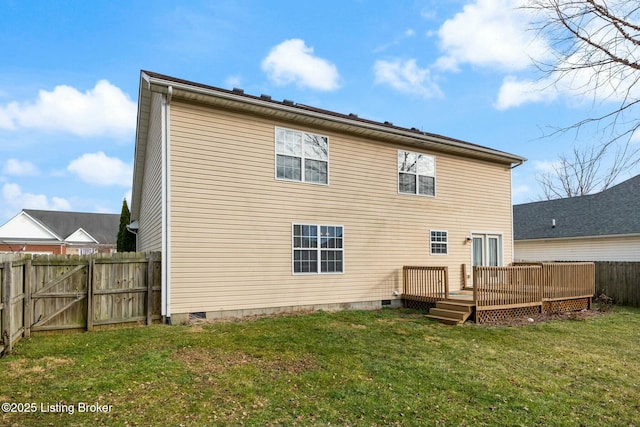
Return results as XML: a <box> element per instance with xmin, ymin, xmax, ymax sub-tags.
<box><xmin>513</xmin><ymin>174</ymin><xmax>640</xmax><ymax>262</ymax></box>
<box><xmin>0</xmin><ymin>209</ymin><xmax>120</xmax><ymax>255</ymax></box>
<box><xmin>130</xmin><ymin>70</ymin><xmax>526</xmax><ymax>323</ymax></box>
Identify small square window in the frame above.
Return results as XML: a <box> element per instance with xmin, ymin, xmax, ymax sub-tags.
<box><xmin>430</xmin><ymin>230</ymin><xmax>448</xmax><ymax>255</ymax></box>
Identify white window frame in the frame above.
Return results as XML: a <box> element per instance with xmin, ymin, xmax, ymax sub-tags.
<box><xmin>430</xmin><ymin>230</ymin><xmax>448</xmax><ymax>255</ymax></box>
<box><xmin>275</xmin><ymin>127</ymin><xmax>329</xmax><ymax>185</ymax></box>
<box><xmin>470</xmin><ymin>232</ymin><xmax>504</xmax><ymax>267</ymax></box>
<box><xmin>397</xmin><ymin>150</ymin><xmax>436</xmax><ymax>197</ymax></box>
<box><xmin>292</xmin><ymin>224</ymin><xmax>344</xmax><ymax>275</ymax></box>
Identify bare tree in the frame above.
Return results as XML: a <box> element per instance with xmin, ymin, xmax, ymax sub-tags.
<box><xmin>526</xmin><ymin>0</ymin><xmax>640</xmax><ymax>198</ymax></box>
<box><xmin>536</xmin><ymin>142</ymin><xmax>635</xmax><ymax>198</ymax></box>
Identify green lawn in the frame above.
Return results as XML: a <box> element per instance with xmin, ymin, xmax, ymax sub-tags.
<box><xmin>1</xmin><ymin>307</ymin><xmax>639</xmax><ymax>426</ymax></box>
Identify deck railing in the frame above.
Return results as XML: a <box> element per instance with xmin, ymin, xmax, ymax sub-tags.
<box><xmin>473</xmin><ymin>265</ymin><xmax>543</xmax><ymax>309</ymax></box>
<box><xmin>474</xmin><ymin>263</ymin><xmax>596</xmax><ymax>309</ymax></box>
<box><xmin>402</xmin><ymin>266</ymin><xmax>449</xmax><ymax>302</ymax></box>
<box><xmin>541</xmin><ymin>262</ymin><xmax>595</xmax><ymax>300</ymax></box>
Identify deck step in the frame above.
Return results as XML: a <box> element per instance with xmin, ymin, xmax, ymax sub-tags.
<box><xmin>437</xmin><ymin>301</ymin><xmax>474</xmax><ymax>312</ymax></box>
<box><xmin>429</xmin><ymin>308</ymin><xmax>468</xmax><ymax>321</ymax></box>
<box><xmin>427</xmin><ymin>300</ymin><xmax>475</xmax><ymax>325</ymax></box>
<box><xmin>425</xmin><ymin>315</ymin><xmax>462</xmax><ymax>325</ymax></box>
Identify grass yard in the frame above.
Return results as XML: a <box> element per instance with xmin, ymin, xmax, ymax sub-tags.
<box><xmin>1</xmin><ymin>307</ymin><xmax>639</xmax><ymax>427</ymax></box>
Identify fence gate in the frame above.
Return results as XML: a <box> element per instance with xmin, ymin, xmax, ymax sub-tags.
<box><xmin>30</xmin><ymin>258</ymin><xmax>90</xmax><ymax>332</ymax></box>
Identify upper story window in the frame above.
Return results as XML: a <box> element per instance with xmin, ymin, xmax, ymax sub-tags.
<box><xmin>398</xmin><ymin>150</ymin><xmax>435</xmax><ymax>196</ymax></box>
<box><xmin>276</xmin><ymin>127</ymin><xmax>328</xmax><ymax>184</ymax></box>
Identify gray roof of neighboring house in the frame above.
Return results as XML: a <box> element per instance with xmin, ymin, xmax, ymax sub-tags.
<box><xmin>513</xmin><ymin>174</ymin><xmax>640</xmax><ymax>240</ymax></box>
<box><xmin>24</xmin><ymin>209</ymin><xmax>120</xmax><ymax>244</ymax></box>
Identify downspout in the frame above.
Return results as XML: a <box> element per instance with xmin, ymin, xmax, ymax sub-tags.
<box><xmin>161</xmin><ymin>86</ymin><xmax>173</xmax><ymax>322</ymax></box>
<box><xmin>510</xmin><ymin>159</ymin><xmax>525</xmax><ymax>264</ymax></box>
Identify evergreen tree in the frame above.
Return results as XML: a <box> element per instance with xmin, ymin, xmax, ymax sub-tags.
<box><xmin>117</xmin><ymin>199</ymin><xmax>136</xmax><ymax>252</ymax></box>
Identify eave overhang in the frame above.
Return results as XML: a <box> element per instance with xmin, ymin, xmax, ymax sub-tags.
<box><xmin>131</xmin><ymin>70</ymin><xmax>527</xmax><ymax>218</ymax></box>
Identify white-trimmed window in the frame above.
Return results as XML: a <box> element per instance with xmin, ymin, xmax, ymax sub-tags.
<box><xmin>293</xmin><ymin>224</ymin><xmax>343</xmax><ymax>274</ymax></box>
<box><xmin>276</xmin><ymin>127</ymin><xmax>328</xmax><ymax>184</ymax></box>
<box><xmin>430</xmin><ymin>230</ymin><xmax>448</xmax><ymax>255</ymax></box>
<box><xmin>398</xmin><ymin>150</ymin><xmax>435</xmax><ymax>196</ymax></box>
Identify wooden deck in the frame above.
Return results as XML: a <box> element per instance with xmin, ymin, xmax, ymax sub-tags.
<box><xmin>403</xmin><ymin>263</ymin><xmax>595</xmax><ymax>324</ymax></box>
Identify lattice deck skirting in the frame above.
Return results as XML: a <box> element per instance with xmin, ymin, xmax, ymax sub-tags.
<box><xmin>403</xmin><ymin>294</ymin><xmax>592</xmax><ymax>324</ymax></box>
<box><xmin>543</xmin><ymin>297</ymin><xmax>590</xmax><ymax>314</ymax></box>
<box><xmin>403</xmin><ymin>299</ymin><xmax>437</xmax><ymax>311</ymax></box>
<box><xmin>476</xmin><ymin>306</ymin><xmax>541</xmax><ymax>323</ymax></box>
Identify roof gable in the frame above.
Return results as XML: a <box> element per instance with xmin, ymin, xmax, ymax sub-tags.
<box><xmin>65</xmin><ymin>228</ymin><xmax>99</xmax><ymax>244</ymax></box>
<box><xmin>0</xmin><ymin>211</ymin><xmax>61</xmax><ymax>241</ymax></box>
<box><xmin>21</xmin><ymin>210</ymin><xmax>120</xmax><ymax>245</ymax></box>
<box><xmin>514</xmin><ymin>174</ymin><xmax>640</xmax><ymax>240</ymax></box>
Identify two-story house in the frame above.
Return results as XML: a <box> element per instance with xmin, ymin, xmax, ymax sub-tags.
<box><xmin>130</xmin><ymin>71</ymin><xmax>526</xmax><ymax>323</ymax></box>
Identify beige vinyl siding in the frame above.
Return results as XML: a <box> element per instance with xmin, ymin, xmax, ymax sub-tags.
<box><xmin>168</xmin><ymin>99</ymin><xmax>514</xmax><ymax>314</ymax></box>
<box><xmin>137</xmin><ymin>92</ymin><xmax>164</xmax><ymax>252</ymax></box>
<box><xmin>515</xmin><ymin>236</ymin><xmax>640</xmax><ymax>262</ymax></box>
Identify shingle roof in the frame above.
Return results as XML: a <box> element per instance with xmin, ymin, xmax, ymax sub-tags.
<box><xmin>513</xmin><ymin>174</ymin><xmax>640</xmax><ymax>240</ymax></box>
<box><xmin>139</xmin><ymin>70</ymin><xmax>526</xmax><ymax>164</ymax></box>
<box><xmin>23</xmin><ymin>210</ymin><xmax>120</xmax><ymax>244</ymax></box>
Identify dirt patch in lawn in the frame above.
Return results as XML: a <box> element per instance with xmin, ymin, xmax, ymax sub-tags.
<box><xmin>173</xmin><ymin>347</ymin><xmax>318</xmax><ymax>377</ymax></box>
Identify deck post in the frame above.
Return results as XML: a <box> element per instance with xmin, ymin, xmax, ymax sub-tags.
<box><xmin>444</xmin><ymin>266</ymin><xmax>449</xmax><ymax>299</ymax></box>
<box><xmin>472</xmin><ymin>267</ymin><xmax>478</xmax><ymax>304</ymax></box>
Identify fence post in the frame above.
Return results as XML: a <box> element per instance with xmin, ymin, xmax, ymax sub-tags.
<box><xmin>86</xmin><ymin>257</ymin><xmax>94</xmax><ymax>332</ymax></box>
<box><xmin>23</xmin><ymin>258</ymin><xmax>32</xmax><ymax>338</ymax></box>
<box><xmin>2</xmin><ymin>262</ymin><xmax>13</xmax><ymax>353</ymax></box>
<box><xmin>146</xmin><ymin>254</ymin><xmax>154</xmax><ymax>325</ymax></box>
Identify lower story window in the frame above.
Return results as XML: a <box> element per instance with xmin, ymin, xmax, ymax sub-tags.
<box><xmin>293</xmin><ymin>224</ymin><xmax>343</xmax><ymax>274</ymax></box>
<box><xmin>430</xmin><ymin>230</ymin><xmax>448</xmax><ymax>255</ymax></box>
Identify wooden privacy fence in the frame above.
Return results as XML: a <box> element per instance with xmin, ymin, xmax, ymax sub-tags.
<box><xmin>402</xmin><ymin>266</ymin><xmax>449</xmax><ymax>303</ymax></box>
<box><xmin>595</xmin><ymin>261</ymin><xmax>640</xmax><ymax>308</ymax></box>
<box><xmin>0</xmin><ymin>252</ymin><xmax>161</xmax><ymax>357</ymax></box>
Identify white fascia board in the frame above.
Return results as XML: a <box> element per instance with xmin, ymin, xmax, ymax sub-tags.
<box><xmin>65</xmin><ymin>228</ymin><xmax>99</xmax><ymax>244</ymax></box>
<box><xmin>0</xmin><ymin>211</ymin><xmax>62</xmax><ymax>241</ymax></box>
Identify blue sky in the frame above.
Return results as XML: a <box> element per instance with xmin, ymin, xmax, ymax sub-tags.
<box><xmin>1</xmin><ymin>0</ymin><xmax>637</xmax><ymax>224</ymax></box>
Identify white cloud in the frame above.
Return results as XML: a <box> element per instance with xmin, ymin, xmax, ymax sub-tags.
<box><xmin>2</xmin><ymin>183</ymin><xmax>71</xmax><ymax>212</ymax></box>
<box><xmin>374</xmin><ymin>59</ymin><xmax>443</xmax><ymax>98</ymax></box>
<box><xmin>495</xmin><ymin>76</ymin><xmax>559</xmax><ymax>110</ymax></box>
<box><xmin>225</xmin><ymin>75</ymin><xmax>242</xmax><ymax>89</ymax></box>
<box><xmin>374</xmin><ymin>29</ymin><xmax>418</xmax><ymax>53</ymax></box>
<box><xmin>0</xmin><ymin>80</ymin><xmax>136</xmax><ymax>137</ymax></box>
<box><xmin>512</xmin><ymin>183</ymin><xmax>531</xmax><ymax>199</ymax></box>
<box><xmin>435</xmin><ymin>0</ymin><xmax>549</xmax><ymax>72</ymax></box>
<box><xmin>533</xmin><ymin>160</ymin><xmax>562</xmax><ymax>173</ymax></box>
<box><xmin>261</xmin><ymin>39</ymin><xmax>340</xmax><ymax>91</ymax></box>
<box><xmin>3</xmin><ymin>159</ymin><xmax>39</xmax><ymax>176</ymax></box>
<box><xmin>67</xmin><ymin>152</ymin><xmax>133</xmax><ymax>186</ymax></box>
